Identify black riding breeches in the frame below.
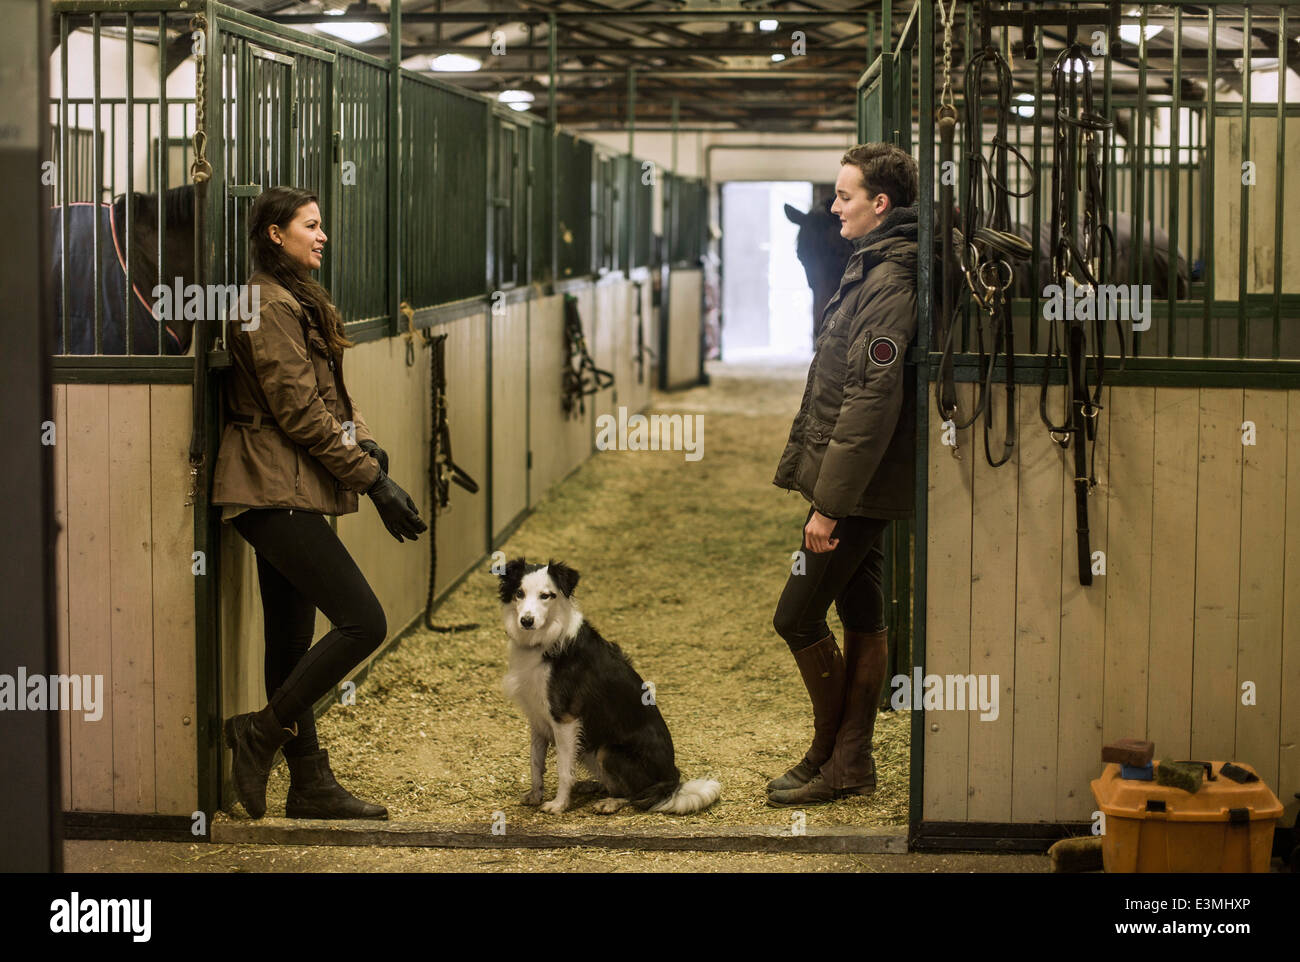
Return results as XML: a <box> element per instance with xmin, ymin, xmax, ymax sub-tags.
<box><xmin>232</xmin><ymin>508</ymin><xmax>387</xmax><ymax>755</ymax></box>
<box><xmin>772</xmin><ymin>507</ymin><xmax>890</xmax><ymax>652</ymax></box>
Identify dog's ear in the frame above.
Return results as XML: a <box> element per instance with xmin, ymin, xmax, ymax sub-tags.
<box><xmin>546</xmin><ymin>559</ymin><xmax>580</xmax><ymax>598</ymax></box>
<box><xmin>497</xmin><ymin>557</ymin><xmax>527</xmax><ymax>603</ymax></box>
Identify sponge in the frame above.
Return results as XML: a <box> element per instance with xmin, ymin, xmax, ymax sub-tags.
<box><xmin>1155</xmin><ymin>759</ymin><xmax>1203</xmax><ymax>793</ymax></box>
<box><xmin>1102</xmin><ymin>738</ymin><xmax>1155</xmax><ymax>767</ymax></box>
<box><xmin>1220</xmin><ymin>762</ymin><xmax>1259</xmax><ymax>784</ymax></box>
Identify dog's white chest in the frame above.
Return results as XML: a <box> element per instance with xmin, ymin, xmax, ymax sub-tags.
<box><xmin>503</xmin><ymin>645</ymin><xmax>554</xmax><ymax>734</ymax></box>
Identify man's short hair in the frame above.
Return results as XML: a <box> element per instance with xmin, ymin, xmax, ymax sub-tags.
<box><xmin>841</xmin><ymin>143</ymin><xmax>919</xmax><ymax>210</ymax></box>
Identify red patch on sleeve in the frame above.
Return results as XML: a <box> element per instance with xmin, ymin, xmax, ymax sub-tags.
<box><xmin>868</xmin><ymin>336</ymin><xmax>898</xmax><ymax>366</ymax></box>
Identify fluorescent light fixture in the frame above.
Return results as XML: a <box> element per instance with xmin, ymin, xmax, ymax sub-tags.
<box><xmin>771</xmin><ymin>53</ymin><xmax>785</xmax><ymax>62</ymax></box>
<box><xmin>430</xmin><ymin>53</ymin><xmax>482</xmax><ymax>72</ymax></box>
<box><xmin>758</xmin><ymin>19</ymin><xmax>778</xmax><ymax>32</ymax></box>
<box><xmin>499</xmin><ymin>89</ymin><xmax>534</xmax><ymax>111</ymax></box>
<box><xmin>316</xmin><ymin>21</ymin><xmax>386</xmax><ymax>44</ymax></box>
<box><xmin>1118</xmin><ymin>23</ymin><xmax>1164</xmax><ymax>45</ymax></box>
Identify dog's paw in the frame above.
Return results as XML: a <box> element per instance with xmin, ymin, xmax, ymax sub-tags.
<box><xmin>592</xmin><ymin>797</ymin><xmax>626</xmax><ymax>814</ymax></box>
<box><xmin>520</xmin><ymin>789</ymin><xmax>544</xmax><ymax>806</ymax></box>
<box><xmin>540</xmin><ymin>798</ymin><xmax>569</xmax><ymax>815</ymax></box>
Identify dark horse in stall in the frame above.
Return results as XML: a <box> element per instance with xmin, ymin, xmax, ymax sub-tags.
<box><xmin>49</xmin><ymin>183</ymin><xmax>198</xmax><ymax>354</ymax></box>
<box><xmin>1010</xmin><ymin>218</ymin><xmax>1192</xmax><ymax>299</ymax></box>
<box><xmin>784</xmin><ymin>196</ymin><xmax>853</xmax><ymax>343</ymax></box>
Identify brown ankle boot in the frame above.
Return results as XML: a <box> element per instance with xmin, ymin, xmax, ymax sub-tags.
<box><xmin>223</xmin><ymin>704</ymin><xmax>298</xmax><ymax>819</ymax></box>
<box><xmin>766</xmin><ymin>634</ymin><xmax>846</xmax><ymax>792</ymax></box>
<box><xmin>767</xmin><ymin>628</ymin><xmax>888</xmax><ymax>806</ymax></box>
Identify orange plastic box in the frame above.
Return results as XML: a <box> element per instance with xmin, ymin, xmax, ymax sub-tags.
<box><xmin>1090</xmin><ymin>761</ymin><xmax>1283</xmax><ymax>873</ymax></box>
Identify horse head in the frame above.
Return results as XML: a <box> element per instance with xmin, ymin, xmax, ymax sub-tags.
<box><xmin>111</xmin><ymin>183</ymin><xmax>198</xmax><ymax>352</ymax></box>
<box><xmin>785</xmin><ymin>196</ymin><xmax>852</xmax><ymax>341</ymax></box>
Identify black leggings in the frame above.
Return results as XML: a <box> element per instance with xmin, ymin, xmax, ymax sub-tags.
<box><xmin>773</xmin><ymin>508</ymin><xmax>890</xmax><ymax>652</ymax></box>
<box><xmin>232</xmin><ymin>508</ymin><xmax>387</xmax><ymax>757</ymax></box>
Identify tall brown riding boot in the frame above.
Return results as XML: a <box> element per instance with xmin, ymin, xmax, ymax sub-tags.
<box><xmin>767</xmin><ymin>628</ymin><xmax>888</xmax><ymax>806</ymax></box>
<box><xmin>765</xmin><ymin>634</ymin><xmax>846</xmax><ymax>792</ymax></box>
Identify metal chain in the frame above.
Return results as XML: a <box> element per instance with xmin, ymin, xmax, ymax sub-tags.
<box><xmin>189</xmin><ymin>13</ymin><xmax>212</xmax><ymax>185</ymax></box>
<box><xmin>937</xmin><ymin>0</ymin><xmax>958</xmax><ymax>111</ymax></box>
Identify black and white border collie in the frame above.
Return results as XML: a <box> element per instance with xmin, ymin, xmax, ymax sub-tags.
<box><xmin>498</xmin><ymin>558</ymin><xmax>721</xmax><ymax>815</ymax></box>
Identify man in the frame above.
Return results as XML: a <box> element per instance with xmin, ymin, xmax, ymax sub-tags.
<box><xmin>767</xmin><ymin>142</ymin><xmax>919</xmax><ymax>806</ymax></box>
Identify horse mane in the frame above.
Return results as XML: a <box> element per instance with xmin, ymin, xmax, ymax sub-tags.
<box><xmin>112</xmin><ymin>183</ymin><xmax>196</xmax><ymax>228</ymax></box>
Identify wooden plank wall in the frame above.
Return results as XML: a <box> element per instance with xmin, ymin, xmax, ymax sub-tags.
<box><xmin>53</xmin><ymin>383</ymin><xmax>196</xmax><ymax>816</ymax></box>
<box><xmin>665</xmin><ymin>268</ymin><xmax>703</xmax><ymax>390</ymax></box>
<box><xmin>925</xmin><ymin>384</ymin><xmax>1300</xmax><ymax>826</ymax></box>
<box><xmin>492</xmin><ymin>298</ymin><xmax>530</xmax><ymax>541</ymax></box>
<box><xmin>1212</xmin><ymin>116</ymin><xmax>1300</xmax><ymax>358</ymax></box>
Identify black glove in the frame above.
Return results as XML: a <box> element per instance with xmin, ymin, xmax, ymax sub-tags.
<box><xmin>365</xmin><ymin>469</ymin><xmax>427</xmax><ymax>542</ymax></box>
<box><xmin>359</xmin><ymin>438</ymin><xmax>389</xmax><ymax>476</ymax></box>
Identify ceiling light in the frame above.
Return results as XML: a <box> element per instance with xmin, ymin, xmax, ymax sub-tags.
<box><xmin>430</xmin><ymin>53</ymin><xmax>482</xmax><ymax>72</ymax></box>
<box><xmin>499</xmin><ymin>89</ymin><xmax>535</xmax><ymax>111</ymax></box>
<box><xmin>316</xmin><ymin>21</ymin><xmax>386</xmax><ymax>44</ymax></box>
<box><xmin>771</xmin><ymin>53</ymin><xmax>785</xmax><ymax>62</ymax></box>
<box><xmin>758</xmin><ymin>19</ymin><xmax>778</xmax><ymax>32</ymax></box>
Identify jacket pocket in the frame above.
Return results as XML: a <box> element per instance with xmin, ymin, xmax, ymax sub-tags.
<box><xmin>811</xmin><ymin>326</ymin><xmax>852</xmax><ymax>424</ymax></box>
<box><xmin>804</xmin><ymin>413</ymin><xmax>836</xmax><ymax>445</ymax></box>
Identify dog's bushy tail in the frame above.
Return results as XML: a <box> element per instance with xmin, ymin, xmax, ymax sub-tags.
<box><xmin>649</xmin><ymin>777</ymin><xmax>722</xmax><ymax>814</ymax></box>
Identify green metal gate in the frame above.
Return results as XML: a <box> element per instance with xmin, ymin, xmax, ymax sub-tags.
<box><xmin>857</xmin><ymin>3</ymin><xmax>921</xmax><ymax>714</ymax></box>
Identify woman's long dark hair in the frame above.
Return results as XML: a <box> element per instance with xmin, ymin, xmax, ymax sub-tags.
<box><xmin>248</xmin><ymin>186</ymin><xmax>352</xmax><ymax>356</ymax></box>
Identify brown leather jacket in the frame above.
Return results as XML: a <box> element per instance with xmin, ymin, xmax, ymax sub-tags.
<box><xmin>211</xmin><ymin>271</ymin><xmax>382</xmax><ymax>517</ymax></box>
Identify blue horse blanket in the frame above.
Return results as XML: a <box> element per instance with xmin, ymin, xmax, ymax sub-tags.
<box><xmin>49</xmin><ymin>202</ymin><xmax>184</xmax><ymax>355</ymax></box>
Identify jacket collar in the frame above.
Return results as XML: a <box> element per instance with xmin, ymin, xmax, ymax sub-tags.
<box><xmin>838</xmin><ymin>204</ymin><xmax>919</xmax><ymax>284</ymax></box>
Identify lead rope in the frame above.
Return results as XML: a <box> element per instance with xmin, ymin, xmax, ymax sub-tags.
<box><xmin>936</xmin><ymin>0</ymin><xmax>961</xmax><ymax>457</ymax></box>
<box><xmin>185</xmin><ymin>13</ymin><xmax>212</xmax><ymax>507</ymax></box>
<box><xmin>1040</xmin><ymin>42</ymin><xmax>1119</xmax><ymax>586</ymax></box>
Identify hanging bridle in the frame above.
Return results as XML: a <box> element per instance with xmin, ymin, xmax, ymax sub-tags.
<box><xmin>936</xmin><ymin>0</ymin><xmax>1036</xmax><ymax>468</ymax></box>
<box><xmin>1039</xmin><ymin>41</ymin><xmax>1122</xmax><ymax>586</ymax></box>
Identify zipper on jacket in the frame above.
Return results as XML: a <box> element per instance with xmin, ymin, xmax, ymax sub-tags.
<box><xmin>294</xmin><ymin>447</ymin><xmax>302</xmax><ymax>492</ymax></box>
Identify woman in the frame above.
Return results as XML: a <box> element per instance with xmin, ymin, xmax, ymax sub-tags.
<box><xmin>767</xmin><ymin>143</ymin><xmax>920</xmax><ymax>806</ymax></box>
<box><xmin>213</xmin><ymin>186</ymin><xmax>427</xmax><ymax>820</ymax></box>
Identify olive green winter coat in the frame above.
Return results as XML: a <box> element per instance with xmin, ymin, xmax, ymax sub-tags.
<box><xmin>773</xmin><ymin>204</ymin><xmax>919</xmax><ymax>520</ymax></box>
